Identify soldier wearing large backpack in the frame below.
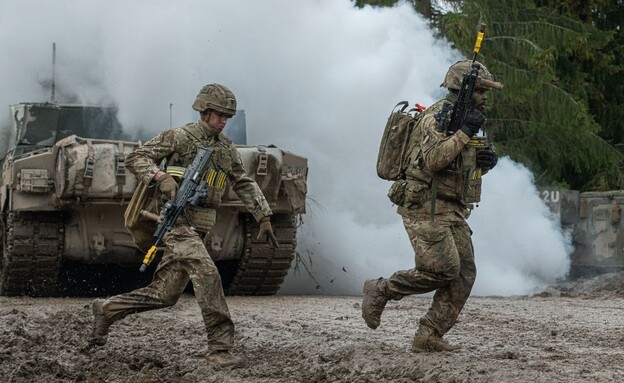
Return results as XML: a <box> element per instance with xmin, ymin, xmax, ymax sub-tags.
<box><xmin>362</xmin><ymin>60</ymin><xmax>503</xmax><ymax>351</ymax></box>
<box><xmin>86</xmin><ymin>83</ymin><xmax>278</xmax><ymax>368</ymax></box>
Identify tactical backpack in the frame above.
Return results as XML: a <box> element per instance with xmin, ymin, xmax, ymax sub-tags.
<box><xmin>376</xmin><ymin>101</ymin><xmax>425</xmax><ymax>181</ymax></box>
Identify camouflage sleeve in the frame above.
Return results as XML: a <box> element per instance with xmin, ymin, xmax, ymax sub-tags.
<box><xmin>126</xmin><ymin>129</ymin><xmax>177</xmax><ymax>185</ymax></box>
<box><xmin>228</xmin><ymin>147</ymin><xmax>273</xmax><ymax>222</ymax></box>
<box><xmin>420</xmin><ymin>113</ymin><xmax>471</xmax><ymax>172</ymax></box>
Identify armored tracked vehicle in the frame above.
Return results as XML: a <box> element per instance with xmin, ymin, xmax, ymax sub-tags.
<box><xmin>540</xmin><ymin>188</ymin><xmax>623</xmax><ymax>278</ymax></box>
<box><xmin>0</xmin><ymin>102</ymin><xmax>307</xmax><ymax>296</ymax></box>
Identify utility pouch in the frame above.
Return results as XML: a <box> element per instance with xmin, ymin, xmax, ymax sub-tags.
<box><xmin>387</xmin><ymin>179</ymin><xmax>408</xmax><ymax>206</ymax></box>
<box><xmin>403</xmin><ymin>181</ymin><xmax>431</xmax><ymax>209</ymax></box>
<box><xmin>124</xmin><ymin>181</ymin><xmax>159</xmax><ymax>252</ymax></box>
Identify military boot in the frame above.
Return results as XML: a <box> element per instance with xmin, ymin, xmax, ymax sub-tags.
<box><xmin>362</xmin><ymin>278</ymin><xmax>392</xmax><ymax>329</ymax></box>
<box><xmin>88</xmin><ymin>298</ymin><xmax>113</xmax><ymax>347</ymax></box>
<box><xmin>206</xmin><ymin>350</ymin><xmax>244</xmax><ymax>369</ymax></box>
<box><xmin>411</xmin><ymin>325</ymin><xmax>461</xmax><ymax>352</ymax></box>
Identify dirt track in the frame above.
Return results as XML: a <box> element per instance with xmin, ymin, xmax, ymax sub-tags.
<box><xmin>2</xmin><ymin>286</ymin><xmax>624</xmax><ymax>383</ymax></box>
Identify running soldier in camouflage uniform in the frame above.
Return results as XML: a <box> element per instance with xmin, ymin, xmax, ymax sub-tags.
<box><xmin>87</xmin><ymin>84</ymin><xmax>277</xmax><ymax>368</ymax></box>
<box><xmin>362</xmin><ymin>60</ymin><xmax>503</xmax><ymax>351</ymax></box>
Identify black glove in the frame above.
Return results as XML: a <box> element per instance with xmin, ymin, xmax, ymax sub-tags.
<box><xmin>476</xmin><ymin>147</ymin><xmax>498</xmax><ymax>170</ymax></box>
<box><xmin>460</xmin><ymin>110</ymin><xmax>486</xmax><ymax>138</ymax></box>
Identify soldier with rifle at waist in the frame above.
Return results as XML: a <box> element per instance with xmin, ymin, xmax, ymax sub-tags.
<box><xmin>86</xmin><ymin>83</ymin><xmax>278</xmax><ymax>369</ymax></box>
<box><xmin>362</xmin><ymin>26</ymin><xmax>504</xmax><ymax>352</ymax></box>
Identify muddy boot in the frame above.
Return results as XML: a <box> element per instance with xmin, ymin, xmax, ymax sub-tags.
<box><xmin>362</xmin><ymin>278</ymin><xmax>391</xmax><ymax>330</ymax></box>
<box><xmin>206</xmin><ymin>350</ymin><xmax>244</xmax><ymax>369</ymax></box>
<box><xmin>88</xmin><ymin>298</ymin><xmax>112</xmax><ymax>347</ymax></box>
<box><xmin>411</xmin><ymin>326</ymin><xmax>461</xmax><ymax>352</ymax></box>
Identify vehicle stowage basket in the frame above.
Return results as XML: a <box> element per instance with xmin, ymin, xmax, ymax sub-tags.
<box><xmin>54</xmin><ymin>135</ymin><xmax>139</xmax><ymax>199</ymax></box>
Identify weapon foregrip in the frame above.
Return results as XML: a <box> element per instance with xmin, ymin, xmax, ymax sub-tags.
<box><xmin>140</xmin><ymin>210</ymin><xmax>160</xmax><ymax>222</ymax></box>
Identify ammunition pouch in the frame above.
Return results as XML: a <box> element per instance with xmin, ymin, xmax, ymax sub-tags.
<box><xmin>388</xmin><ymin>179</ymin><xmax>407</xmax><ymax>206</ymax></box>
<box><xmin>464</xmin><ymin>176</ymin><xmax>482</xmax><ymax>204</ymax></box>
<box><xmin>203</xmin><ymin>184</ymin><xmax>226</xmax><ymax>206</ymax></box>
<box><xmin>185</xmin><ymin>206</ymin><xmax>216</xmax><ymax>233</ymax></box>
<box><xmin>461</xmin><ymin>137</ymin><xmax>487</xmax><ymax>204</ymax></box>
<box><xmin>167</xmin><ymin>164</ymin><xmax>228</xmax><ymax>207</ymax></box>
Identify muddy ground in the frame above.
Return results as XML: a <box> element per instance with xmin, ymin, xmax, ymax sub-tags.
<box><xmin>1</xmin><ymin>275</ymin><xmax>624</xmax><ymax>383</ymax></box>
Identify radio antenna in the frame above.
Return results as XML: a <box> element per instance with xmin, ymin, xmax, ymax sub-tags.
<box><xmin>169</xmin><ymin>103</ymin><xmax>173</xmax><ymax>129</ymax></box>
<box><xmin>51</xmin><ymin>42</ymin><xmax>56</xmax><ymax>103</ymax></box>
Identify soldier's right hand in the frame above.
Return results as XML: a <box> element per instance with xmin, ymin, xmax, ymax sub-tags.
<box><xmin>461</xmin><ymin>110</ymin><xmax>486</xmax><ymax>138</ymax></box>
<box><xmin>157</xmin><ymin>173</ymin><xmax>179</xmax><ymax>201</ymax></box>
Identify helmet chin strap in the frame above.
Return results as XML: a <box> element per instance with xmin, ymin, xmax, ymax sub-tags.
<box><xmin>200</xmin><ymin>110</ymin><xmax>212</xmax><ymax>122</ymax></box>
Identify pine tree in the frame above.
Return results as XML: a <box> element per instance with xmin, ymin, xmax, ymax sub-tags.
<box><xmin>356</xmin><ymin>0</ymin><xmax>624</xmax><ymax>190</ymax></box>
<box><xmin>437</xmin><ymin>0</ymin><xmax>624</xmax><ymax>190</ymax></box>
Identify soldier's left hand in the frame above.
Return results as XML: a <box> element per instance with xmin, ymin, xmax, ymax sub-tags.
<box><xmin>461</xmin><ymin>110</ymin><xmax>486</xmax><ymax>137</ymax></box>
<box><xmin>477</xmin><ymin>147</ymin><xmax>498</xmax><ymax>170</ymax></box>
<box><xmin>257</xmin><ymin>217</ymin><xmax>279</xmax><ymax>248</ymax></box>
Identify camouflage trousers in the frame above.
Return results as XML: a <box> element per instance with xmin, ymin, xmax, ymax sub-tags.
<box><xmin>98</xmin><ymin>222</ymin><xmax>234</xmax><ymax>351</ymax></box>
<box><xmin>387</xmin><ymin>214</ymin><xmax>476</xmax><ymax>337</ymax></box>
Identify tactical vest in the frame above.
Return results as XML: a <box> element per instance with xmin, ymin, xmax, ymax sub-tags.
<box><xmin>164</xmin><ymin>124</ymin><xmax>234</xmax><ymax>232</ymax></box>
<box><xmin>124</xmin><ymin>124</ymin><xmax>231</xmax><ymax>247</ymax></box>
<box><xmin>404</xmin><ymin>99</ymin><xmax>484</xmax><ymax>206</ymax></box>
<box><xmin>169</xmin><ymin>124</ymin><xmax>233</xmax><ymax>208</ymax></box>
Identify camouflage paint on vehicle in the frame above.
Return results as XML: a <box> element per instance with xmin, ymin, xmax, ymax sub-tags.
<box><xmin>540</xmin><ymin>188</ymin><xmax>624</xmax><ymax>278</ymax></box>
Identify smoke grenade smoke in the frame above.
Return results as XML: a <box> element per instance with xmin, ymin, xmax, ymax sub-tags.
<box><xmin>0</xmin><ymin>0</ymin><xmax>570</xmax><ymax>296</ymax></box>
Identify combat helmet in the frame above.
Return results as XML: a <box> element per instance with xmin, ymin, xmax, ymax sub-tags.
<box><xmin>192</xmin><ymin>83</ymin><xmax>237</xmax><ymax>116</ymax></box>
<box><xmin>441</xmin><ymin>60</ymin><xmax>503</xmax><ymax>91</ymax></box>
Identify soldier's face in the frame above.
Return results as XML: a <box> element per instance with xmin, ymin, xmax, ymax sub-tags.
<box><xmin>204</xmin><ymin>110</ymin><xmax>231</xmax><ymax>132</ymax></box>
<box><xmin>472</xmin><ymin>88</ymin><xmax>488</xmax><ymax>112</ymax></box>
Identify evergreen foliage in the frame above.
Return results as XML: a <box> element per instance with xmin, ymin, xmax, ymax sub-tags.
<box><xmin>356</xmin><ymin>0</ymin><xmax>624</xmax><ymax>190</ymax></box>
<box><xmin>442</xmin><ymin>0</ymin><xmax>624</xmax><ymax>190</ymax></box>
<box><xmin>439</xmin><ymin>0</ymin><xmax>624</xmax><ymax>190</ymax></box>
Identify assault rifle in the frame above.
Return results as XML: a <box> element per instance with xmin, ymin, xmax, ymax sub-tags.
<box><xmin>138</xmin><ymin>147</ymin><xmax>214</xmax><ymax>272</ymax></box>
<box><xmin>446</xmin><ymin>24</ymin><xmax>489</xmax><ymax>135</ymax></box>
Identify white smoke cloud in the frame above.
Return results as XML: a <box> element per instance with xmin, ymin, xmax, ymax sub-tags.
<box><xmin>469</xmin><ymin>158</ymin><xmax>572</xmax><ymax>295</ymax></box>
<box><xmin>0</xmin><ymin>0</ymin><xmax>570</xmax><ymax>296</ymax></box>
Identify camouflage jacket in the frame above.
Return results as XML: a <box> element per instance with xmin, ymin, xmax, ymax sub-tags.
<box><xmin>126</xmin><ymin>121</ymin><xmax>272</xmax><ymax>222</ymax></box>
<box><xmin>399</xmin><ymin>93</ymin><xmax>489</xmax><ymax>220</ymax></box>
